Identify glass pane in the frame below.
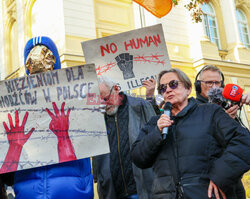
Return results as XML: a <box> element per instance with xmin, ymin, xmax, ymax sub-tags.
<box><xmin>211</xmin><ymin>19</ymin><xmax>216</xmax><ymax>27</ymax></box>
<box><xmin>212</xmin><ymin>28</ymin><xmax>218</xmax><ymax>38</ymax></box>
<box><xmin>243</xmin><ymin>26</ymin><xmax>248</xmax><ymax>34</ymax></box>
<box><xmin>243</xmin><ymin>34</ymin><xmax>250</xmax><ymax>44</ymax></box>
<box><xmin>215</xmin><ymin>39</ymin><xmax>220</xmax><ymax>48</ymax></box>
<box><xmin>203</xmin><ymin>15</ymin><xmax>210</xmax><ymax>38</ymax></box>
<box><xmin>202</xmin><ymin>3</ymin><xmax>214</xmax><ymax>15</ymax></box>
<box><xmin>237</xmin><ymin>9</ymin><xmax>247</xmax><ymax>22</ymax></box>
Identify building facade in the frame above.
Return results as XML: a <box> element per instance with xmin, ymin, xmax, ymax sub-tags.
<box><xmin>0</xmin><ymin>0</ymin><xmax>249</xmax><ymax>124</ymax></box>
<box><xmin>0</xmin><ymin>0</ymin><xmax>250</xmax><ymax>197</ymax></box>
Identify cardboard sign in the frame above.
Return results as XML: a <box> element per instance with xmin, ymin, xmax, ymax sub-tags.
<box><xmin>82</xmin><ymin>24</ymin><xmax>171</xmax><ymax>91</ymax></box>
<box><xmin>0</xmin><ymin>64</ymin><xmax>109</xmax><ymax>173</ymax></box>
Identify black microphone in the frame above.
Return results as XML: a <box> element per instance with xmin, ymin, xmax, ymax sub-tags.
<box><xmin>162</xmin><ymin>102</ymin><xmax>172</xmax><ymax>140</ymax></box>
<box><xmin>207</xmin><ymin>87</ymin><xmax>230</xmax><ymax>110</ymax></box>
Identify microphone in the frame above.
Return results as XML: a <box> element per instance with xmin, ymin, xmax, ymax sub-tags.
<box><xmin>207</xmin><ymin>87</ymin><xmax>230</xmax><ymax>109</ymax></box>
<box><xmin>222</xmin><ymin>84</ymin><xmax>243</xmax><ymax>102</ymax></box>
<box><xmin>162</xmin><ymin>102</ymin><xmax>172</xmax><ymax>140</ymax></box>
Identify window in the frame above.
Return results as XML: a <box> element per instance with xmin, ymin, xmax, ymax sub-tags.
<box><xmin>236</xmin><ymin>9</ymin><xmax>250</xmax><ymax>48</ymax></box>
<box><xmin>202</xmin><ymin>3</ymin><xmax>220</xmax><ymax>48</ymax></box>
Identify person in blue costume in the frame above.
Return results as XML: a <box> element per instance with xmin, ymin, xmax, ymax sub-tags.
<box><xmin>13</xmin><ymin>36</ymin><xmax>94</xmax><ymax>199</ymax></box>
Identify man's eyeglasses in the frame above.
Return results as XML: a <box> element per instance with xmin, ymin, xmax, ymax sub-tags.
<box><xmin>158</xmin><ymin>80</ymin><xmax>180</xmax><ymax>95</ymax></box>
<box><xmin>103</xmin><ymin>86</ymin><xmax>114</xmax><ymax>101</ymax></box>
<box><xmin>201</xmin><ymin>81</ymin><xmax>221</xmax><ymax>87</ymax></box>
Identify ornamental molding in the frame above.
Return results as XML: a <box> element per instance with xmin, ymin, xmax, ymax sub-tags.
<box><xmin>235</xmin><ymin>0</ymin><xmax>250</xmax><ymax>9</ymax></box>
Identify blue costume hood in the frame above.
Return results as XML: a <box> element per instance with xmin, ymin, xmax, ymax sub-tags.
<box><xmin>24</xmin><ymin>36</ymin><xmax>61</xmax><ymax>75</ymax></box>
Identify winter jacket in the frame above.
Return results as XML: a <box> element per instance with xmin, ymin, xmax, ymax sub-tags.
<box><xmin>13</xmin><ymin>36</ymin><xmax>94</xmax><ymax>199</ymax></box>
<box><xmin>131</xmin><ymin>97</ymin><xmax>250</xmax><ymax>199</ymax></box>
<box><xmin>196</xmin><ymin>92</ymin><xmax>246</xmax><ymax>199</ymax></box>
<box><xmin>92</xmin><ymin>94</ymin><xmax>156</xmax><ymax>199</ymax></box>
<box><xmin>105</xmin><ymin>94</ymin><xmax>137</xmax><ymax>198</ymax></box>
<box><xmin>14</xmin><ymin>159</ymin><xmax>93</xmax><ymax>199</ymax></box>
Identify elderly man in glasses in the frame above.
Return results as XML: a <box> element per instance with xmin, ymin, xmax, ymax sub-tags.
<box><xmin>195</xmin><ymin>65</ymin><xmax>246</xmax><ymax>199</ymax></box>
<box><xmin>195</xmin><ymin>65</ymin><xmax>240</xmax><ymax>119</ymax></box>
<box><xmin>92</xmin><ymin>76</ymin><xmax>155</xmax><ymax>199</ymax></box>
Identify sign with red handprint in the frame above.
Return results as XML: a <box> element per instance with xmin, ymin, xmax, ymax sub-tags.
<box><xmin>0</xmin><ymin>64</ymin><xmax>109</xmax><ymax>173</ymax></box>
<box><xmin>82</xmin><ymin>24</ymin><xmax>171</xmax><ymax>91</ymax></box>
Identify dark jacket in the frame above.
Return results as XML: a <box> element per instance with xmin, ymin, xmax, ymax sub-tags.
<box><xmin>92</xmin><ymin>95</ymin><xmax>156</xmax><ymax>199</ymax></box>
<box><xmin>0</xmin><ymin>172</ymin><xmax>14</xmax><ymax>199</ymax></box>
<box><xmin>105</xmin><ymin>94</ymin><xmax>137</xmax><ymax>198</ymax></box>
<box><xmin>131</xmin><ymin>98</ymin><xmax>250</xmax><ymax>199</ymax></box>
<box><xmin>196</xmin><ymin>92</ymin><xmax>246</xmax><ymax>199</ymax></box>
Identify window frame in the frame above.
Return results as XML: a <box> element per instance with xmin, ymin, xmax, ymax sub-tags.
<box><xmin>202</xmin><ymin>3</ymin><xmax>221</xmax><ymax>49</ymax></box>
<box><xmin>236</xmin><ymin>9</ymin><xmax>250</xmax><ymax>48</ymax></box>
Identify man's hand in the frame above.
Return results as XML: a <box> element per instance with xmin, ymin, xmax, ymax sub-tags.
<box><xmin>208</xmin><ymin>180</ymin><xmax>226</xmax><ymax>199</ymax></box>
<box><xmin>143</xmin><ymin>79</ymin><xmax>156</xmax><ymax>98</ymax></box>
<box><xmin>225</xmin><ymin>105</ymin><xmax>239</xmax><ymax>119</ymax></box>
<box><xmin>241</xmin><ymin>92</ymin><xmax>250</xmax><ymax>105</ymax></box>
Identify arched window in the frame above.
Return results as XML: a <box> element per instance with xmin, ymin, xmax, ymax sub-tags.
<box><xmin>202</xmin><ymin>3</ymin><xmax>220</xmax><ymax>48</ymax></box>
<box><xmin>236</xmin><ymin>9</ymin><xmax>250</xmax><ymax>48</ymax></box>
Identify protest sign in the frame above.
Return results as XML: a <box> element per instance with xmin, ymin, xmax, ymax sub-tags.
<box><xmin>0</xmin><ymin>64</ymin><xmax>109</xmax><ymax>173</ymax></box>
<box><xmin>82</xmin><ymin>24</ymin><xmax>171</xmax><ymax>91</ymax></box>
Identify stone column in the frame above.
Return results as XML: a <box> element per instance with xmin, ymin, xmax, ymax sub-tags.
<box><xmin>220</xmin><ymin>0</ymin><xmax>243</xmax><ymax>49</ymax></box>
<box><xmin>0</xmin><ymin>2</ymin><xmax>6</xmax><ymax>79</ymax></box>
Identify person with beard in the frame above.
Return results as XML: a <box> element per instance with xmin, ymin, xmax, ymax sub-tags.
<box><xmin>92</xmin><ymin>76</ymin><xmax>155</xmax><ymax>199</ymax></box>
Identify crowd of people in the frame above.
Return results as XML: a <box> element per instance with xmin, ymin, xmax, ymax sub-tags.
<box><xmin>0</xmin><ymin>36</ymin><xmax>250</xmax><ymax>199</ymax></box>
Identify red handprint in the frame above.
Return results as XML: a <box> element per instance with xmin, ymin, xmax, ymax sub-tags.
<box><xmin>0</xmin><ymin>111</ymin><xmax>34</xmax><ymax>174</ymax></box>
<box><xmin>46</xmin><ymin>102</ymin><xmax>76</xmax><ymax>163</ymax></box>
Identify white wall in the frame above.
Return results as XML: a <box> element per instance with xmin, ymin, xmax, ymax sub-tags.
<box><xmin>63</xmin><ymin>0</ymin><xmax>96</xmax><ymax>38</ymax></box>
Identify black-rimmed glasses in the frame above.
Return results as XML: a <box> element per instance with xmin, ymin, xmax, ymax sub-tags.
<box><xmin>201</xmin><ymin>81</ymin><xmax>221</xmax><ymax>87</ymax></box>
<box><xmin>158</xmin><ymin>80</ymin><xmax>180</xmax><ymax>94</ymax></box>
<box><xmin>103</xmin><ymin>86</ymin><xmax>114</xmax><ymax>101</ymax></box>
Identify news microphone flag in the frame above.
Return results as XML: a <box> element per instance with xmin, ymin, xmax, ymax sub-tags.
<box><xmin>222</xmin><ymin>84</ymin><xmax>243</xmax><ymax>102</ymax></box>
<box><xmin>133</xmin><ymin>0</ymin><xmax>172</xmax><ymax>18</ymax></box>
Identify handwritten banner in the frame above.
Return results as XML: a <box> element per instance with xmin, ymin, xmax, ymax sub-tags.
<box><xmin>82</xmin><ymin>24</ymin><xmax>171</xmax><ymax>91</ymax></box>
<box><xmin>0</xmin><ymin>64</ymin><xmax>109</xmax><ymax>173</ymax></box>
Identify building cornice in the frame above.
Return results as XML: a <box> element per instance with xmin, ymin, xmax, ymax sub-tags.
<box><xmin>235</xmin><ymin>0</ymin><xmax>250</xmax><ymax>9</ymax></box>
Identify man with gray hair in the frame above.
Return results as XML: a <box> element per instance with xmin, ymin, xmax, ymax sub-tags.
<box><xmin>92</xmin><ymin>76</ymin><xmax>155</xmax><ymax>199</ymax></box>
<box><xmin>194</xmin><ymin>65</ymin><xmax>246</xmax><ymax>199</ymax></box>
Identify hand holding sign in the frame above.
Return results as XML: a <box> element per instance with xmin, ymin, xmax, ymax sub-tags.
<box><xmin>0</xmin><ymin>111</ymin><xmax>34</xmax><ymax>173</ymax></box>
<box><xmin>46</xmin><ymin>102</ymin><xmax>76</xmax><ymax>162</ymax></box>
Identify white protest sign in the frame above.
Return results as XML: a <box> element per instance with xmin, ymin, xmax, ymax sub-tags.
<box><xmin>82</xmin><ymin>24</ymin><xmax>171</xmax><ymax>91</ymax></box>
<box><xmin>0</xmin><ymin>64</ymin><xmax>109</xmax><ymax>174</ymax></box>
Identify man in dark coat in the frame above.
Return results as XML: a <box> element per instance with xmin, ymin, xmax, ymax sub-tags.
<box><xmin>194</xmin><ymin>65</ymin><xmax>248</xmax><ymax>198</ymax></box>
<box><xmin>92</xmin><ymin>76</ymin><xmax>155</xmax><ymax>199</ymax></box>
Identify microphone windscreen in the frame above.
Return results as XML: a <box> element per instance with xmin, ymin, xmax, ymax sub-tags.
<box><xmin>222</xmin><ymin>84</ymin><xmax>243</xmax><ymax>102</ymax></box>
<box><xmin>207</xmin><ymin>87</ymin><xmax>225</xmax><ymax>103</ymax></box>
<box><xmin>163</xmin><ymin>102</ymin><xmax>172</xmax><ymax>111</ymax></box>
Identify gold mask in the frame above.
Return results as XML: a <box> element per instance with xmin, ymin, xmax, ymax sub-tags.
<box><xmin>26</xmin><ymin>45</ymin><xmax>56</xmax><ymax>75</ymax></box>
